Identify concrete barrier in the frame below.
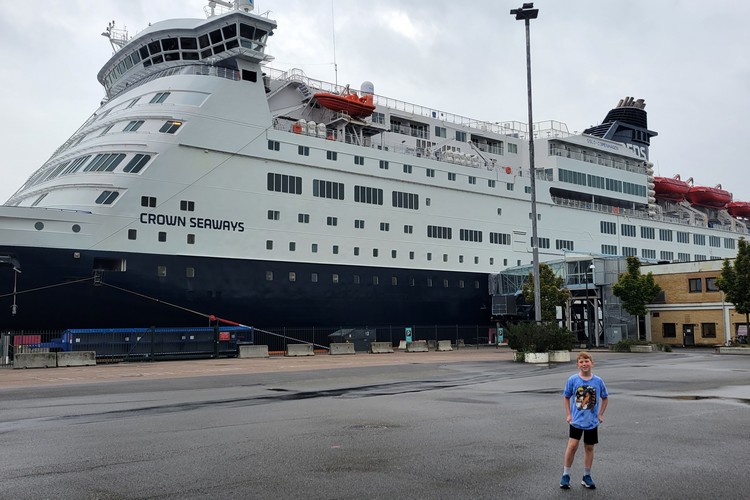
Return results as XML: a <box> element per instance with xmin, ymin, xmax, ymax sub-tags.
<box><xmin>548</xmin><ymin>350</ymin><xmax>570</xmax><ymax>362</ymax></box>
<box><xmin>329</xmin><ymin>343</ymin><xmax>356</xmax><ymax>355</ymax></box>
<box><xmin>715</xmin><ymin>346</ymin><xmax>750</xmax><ymax>355</ymax></box>
<box><xmin>436</xmin><ymin>340</ymin><xmax>453</xmax><ymax>351</ymax></box>
<box><xmin>57</xmin><ymin>351</ymin><xmax>96</xmax><ymax>367</ymax></box>
<box><xmin>370</xmin><ymin>342</ymin><xmax>394</xmax><ymax>354</ymax></box>
<box><xmin>286</xmin><ymin>344</ymin><xmax>315</xmax><ymax>357</ymax></box>
<box><xmin>630</xmin><ymin>345</ymin><xmax>655</xmax><ymax>353</ymax></box>
<box><xmin>397</xmin><ymin>340</ymin><xmax>407</xmax><ymax>350</ymax></box>
<box><xmin>13</xmin><ymin>352</ymin><xmax>57</xmax><ymax>369</ymax></box>
<box><xmin>239</xmin><ymin>345</ymin><xmax>269</xmax><ymax>358</ymax></box>
<box><xmin>406</xmin><ymin>340</ymin><xmax>428</xmax><ymax>352</ymax></box>
<box><xmin>426</xmin><ymin>339</ymin><xmax>437</xmax><ymax>350</ymax></box>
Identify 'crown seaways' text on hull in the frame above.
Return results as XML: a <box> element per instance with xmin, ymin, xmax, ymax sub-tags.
<box><xmin>0</xmin><ymin>1</ymin><xmax>745</xmax><ymax>331</ymax></box>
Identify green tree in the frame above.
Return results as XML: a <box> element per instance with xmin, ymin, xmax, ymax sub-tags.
<box><xmin>611</xmin><ymin>256</ymin><xmax>662</xmax><ymax>339</ymax></box>
<box><xmin>717</xmin><ymin>237</ymin><xmax>750</xmax><ymax>335</ymax></box>
<box><xmin>522</xmin><ymin>263</ymin><xmax>568</xmax><ymax>322</ymax></box>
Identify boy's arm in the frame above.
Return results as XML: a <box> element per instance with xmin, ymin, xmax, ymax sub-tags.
<box><xmin>598</xmin><ymin>396</ymin><xmax>608</xmax><ymax>423</ymax></box>
<box><xmin>564</xmin><ymin>396</ymin><xmax>572</xmax><ymax>423</ymax></box>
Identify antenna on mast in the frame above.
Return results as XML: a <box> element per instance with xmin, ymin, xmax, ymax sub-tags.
<box><xmin>101</xmin><ymin>21</ymin><xmax>129</xmax><ymax>54</ymax></box>
<box><xmin>332</xmin><ymin>0</ymin><xmax>338</xmax><ymax>86</ymax></box>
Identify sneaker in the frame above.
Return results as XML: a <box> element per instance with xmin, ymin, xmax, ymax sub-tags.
<box><xmin>581</xmin><ymin>475</ymin><xmax>596</xmax><ymax>489</ymax></box>
<box><xmin>559</xmin><ymin>474</ymin><xmax>571</xmax><ymax>489</ymax></box>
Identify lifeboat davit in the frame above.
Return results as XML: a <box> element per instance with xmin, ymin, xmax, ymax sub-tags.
<box><xmin>653</xmin><ymin>174</ymin><xmax>690</xmax><ymax>202</ymax></box>
<box><xmin>727</xmin><ymin>201</ymin><xmax>750</xmax><ymax>218</ymax></box>
<box><xmin>314</xmin><ymin>89</ymin><xmax>375</xmax><ymax>119</ymax></box>
<box><xmin>686</xmin><ymin>184</ymin><xmax>732</xmax><ymax>208</ymax></box>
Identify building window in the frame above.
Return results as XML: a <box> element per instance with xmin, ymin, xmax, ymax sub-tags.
<box><xmin>354</xmin><ymin>274</ymin><xmax>360</xmax><ymax>284</ymax></box>
<box><xmin>289</xmin><ymin>242</ymin><xmax>296</xmax><ymax>251</ymax></box>
<box><xmin>355</xmin><ymin>219</ymin><xmax>365</xmax><ymax>229</ymax></box>
<box><xmin>488</xmin><ymin>179</ymin><xmax>496</xmax><ymax>188</ymax></box>
<box><xmin>150</xmin><ymin>91</ymin><xmax>171</xmax><ymax>103</ymax></box>
<box><xmin>332</xmin><ymin>245</ymin><xmax>339</xmax><ymax>254</ymax></box>
<box><xmin>128</xmin><ymin>229</ymin><xmax>137</xmax><ymax>240</ymax></box>
<box><xmin>266</xmin><ymin>240</ymin><xmax>273</xmax><ymax>250</ymax></box>
<box><xmin>380</xmin><ymin>222</ymin><xmax>390</xmax><ymax>231</ymax></box>
<box><xmin>706</xmin><ymin>277</ymin><xmax>720</xmax><ymax>291</ymax></box>
<box><xmin>701</xmin><ymin>323</ymin><xmax>716</xmax><ymax>338</ymax></box>
<box><xmin>404</xmin><ymin>225</ymin><xmax>413</xmax><ymax>234</ymax></box>
<box><xmin>354</xmin><ymin>247</ymin><xmax>360</xmax><ymax>256</ymax></box>
<box><xmin>326</xmin><ymin>150</ymin><xmax>338</xmax><ymax>161</ymax></box>
<box><xmin>159</xmin><ymin>120</ymin><xmax>182</xmax><ymax>134</ymax></box>
<box><xmin>379</xmin><ymin>160</ymin><xmax>389</xmax><ymax>170</ymax></box>
<box><xmin>268</xmin><ymin>210</ymin><xmax>280</xmax><ymax>220</ymax></box>
<box><xmin>688</xmin><ymin>278</ymin><xmax>702</xmax><ymax>293</ymax></box>
<box><xmin>157</xmin><ymin>266</ymin><xmax>167</xmax><ymax>277</ymax></box>
<box><xmin>180</xmin><ymin>200</ymin><xmax>195</xmax><ymax>211</ymax></box>
<box><xmin>327</xmin><ymin>217</ymin><xmax>338</xmax><ymax>226</ymax></box>
<box><xmin>311</xmin><ymin>272</ymin><xmax>318</xmax><ymax>283</ymax></box>
<box><xmin>288</xmin><ymin>271</ymin><xmax>296</xmax><ymax>282</ymax></box>
<box><xmin>426</xmin><ymin>169</ymin><xmax>435</xmax><ymax>178</ymax></box>
<box><xmin>265</xmin><ymin>271</ymin><xmax>273</xmax><ymax>281</ymax></box>
<box><xmin>456</xmin><ymin>130</ymin><xmax>467</xmax><ymax>142</ymax></box>
<box><xmin>663</xmin><ymin>323</ymin><xmax>676</xmax><ymax>338</ymax></box>
<box><xmin>333</xmin><ymin>274</ymin><xmax>340</xmax><ymax>284</ymax></box>
<box><xmin>435</xmin><ymin>126</ymin><xmax>446</xmax><ymax>138</ymax></box>
<box><xmin>448</xmin><ymin>172</ymin><xmax>456</xmax><ymax>181</ymax></box>
<box><xmin>297</xmin><ymin>145</ymin><xmax>310</xmax><ymax>156</ymax></box>
<box><xmin>403</xmin><ymin>164</ymin><xmax>413</xmax><ymax>174</ymax></box>
<box><xmin>267</xmin><ymin>140</ymin><xmax>280</xmax><ymax>151</ymax></box>
<box><xmin>298</xmin><ymin>213</ymin><xmax>310</xmax><ymax>223</ymax></box>
<box><xmin>186</xmin><ymin>267</ymin><xmax>195</xmax><ymax>278</ymax></box>
<box><xmin>600</xmin><ymin>221</ymin><xmax>616</xmax><ymax>235</ymax></box>
<box><xmin>354</xmin><ymin>155</ymin><xmax>364</xmax><ymax>165</ymax></box>
<box><xmin>123</xmin><ymin>120</ymin><xmax>144</xmax><ymax>132</ymax></box>
<box><xmin>158</xmin><ymin>231</ymin><xmax>167</xmax><ymax>242</ymax></box>
<box><xmin>187</xmin><ymin>234</ymin><xmax>195</xmax><ymax>244</ymax></box>
<box><xmin>311</xmin><ymin>243</ymin><xmax>318</xmax><ymax>253</ymax></box>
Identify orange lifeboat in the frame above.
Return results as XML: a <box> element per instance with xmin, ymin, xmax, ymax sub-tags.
<box><xmin>686</xmin><ymin>184</ymin><xmax>732</xmax><ymax>208</ymax></box>
<box><xmin>653</xmin><ymin>174</ymin><xmax>690</xmax><ymax>202</ymax></box>
<box><xmin>727</xmin><ymin>201</ymin><xmax>750</xmax><ymax>218</ymax></box>
<box><xmin>313</xmin><ymin>88</ymin><xmax>375</xmax><ymax>119</ymax></box>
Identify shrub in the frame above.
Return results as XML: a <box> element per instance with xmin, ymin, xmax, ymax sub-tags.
<box><xmin>610</xmin><ymin>338</ymin><xmax>649</xmax><ymax>352</ymax></box>
<box><xmin>506</xmin><ymin>322</ymin><xmax>576</xmax><ymax>353</ymax></box>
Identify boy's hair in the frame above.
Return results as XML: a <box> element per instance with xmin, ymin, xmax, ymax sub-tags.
<box><xmin>577</xmin><ymin>351</ymin><xmax>593</xmax><ymax>362</ymax></box>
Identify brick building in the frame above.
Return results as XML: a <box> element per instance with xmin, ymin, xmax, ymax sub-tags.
<box><xmin>645</xmin><ymin>260</ymin><xmax>743</xmax><ymax>346</ymax></box>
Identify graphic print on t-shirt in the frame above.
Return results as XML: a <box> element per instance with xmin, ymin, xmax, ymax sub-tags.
<box><xmin>575</xmin><ymin>385</ymin><xmax>597</xmax><ymax>411</ymax></box>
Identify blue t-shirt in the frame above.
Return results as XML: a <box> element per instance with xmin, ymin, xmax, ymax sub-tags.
<box><xmin>564</xmin><ymin>374</ymin><xmax>608</xmax><ymax>430</ymax></box>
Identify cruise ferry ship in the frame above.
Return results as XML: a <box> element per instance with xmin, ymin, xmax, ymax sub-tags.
<box><xmin>0</xmin><ymin>0</ymin><xmax>745</xmax><ymax>331</ymax></box>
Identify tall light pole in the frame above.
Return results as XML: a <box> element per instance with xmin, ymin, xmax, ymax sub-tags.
<box><xmin>510</xmin><ymin>3</ymin><xmax>541</xmax><ymax>323</ymax></box>
<box><xmin>587</xmin><ymin>263</ymin><xmax>595</xmax><ymax>348</ymax></box>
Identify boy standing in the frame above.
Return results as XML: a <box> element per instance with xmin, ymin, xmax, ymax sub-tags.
<box><xmin>560</xmin><ymin>351</ymin><xmax>608</xmax><ymax>490</ymax></box>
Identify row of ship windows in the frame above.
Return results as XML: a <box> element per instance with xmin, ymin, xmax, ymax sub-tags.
<box><xmin>600</xmin><ymin>221</ymin><xmax>736</xmax><ymax>249</ymax></box>
<box><xmin>26</xmin><ymin>113</ymin><xmax>181</xmax><ymax>190</ymax></box>
<box><xmin>613</xmin><ymin>245</ymin><xmax>719</xmax><ymax>262</ymax></box>
<box><xmin>559</xmin><ymin>168</ymin><xmax>647</xmax><ymax>197</ymax></box>
<box><xmin>156</xmin><ymin>264</ymin><xmax>482</xmax><ymax>289</ymax></box>
<box><xmin>104</xmin><ymin>21</ymin><xmax>270</xmax><ymax>88</ymax></box>
<box><xmin>128</xmin><ymin>226</ymin><xmax>721</xmax><ymax>267</ymax></box>
<box><xmin>269</xmin><ymin>141</ymin><xmax>510</xmax><ymax>190</ymax></box>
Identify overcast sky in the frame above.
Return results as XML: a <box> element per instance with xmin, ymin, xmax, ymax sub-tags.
<box><xmin>1</xmin><ymin>0</ymin><xmax>748</xmax><ymax>203</ymax></box>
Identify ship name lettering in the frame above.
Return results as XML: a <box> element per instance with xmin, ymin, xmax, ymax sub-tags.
<box><xmin>139</xmin><ymin>213</ymin><xmax>186</xmax><ymax>227</ymax></box>
<box><xmin>189</xmin><ymin>217</ymin><xmax>245</xmax><ymax>232</ymax></box>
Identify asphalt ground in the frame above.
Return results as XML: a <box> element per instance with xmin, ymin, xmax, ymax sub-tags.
<box><xmin>1</xmin><ymin>347</ymin><xmax>748</xmax><ymax>499</ymax></box>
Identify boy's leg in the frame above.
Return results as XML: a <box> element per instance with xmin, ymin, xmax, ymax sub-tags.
<box><xmin>564</xmin><ymin>437</ymin><xmax>580</xmax><ymax>467</ymax></box>
<box><xmin>583</xmin><ymin>443</ymin><xmax>595</xmax><ymax>468</ymax></box>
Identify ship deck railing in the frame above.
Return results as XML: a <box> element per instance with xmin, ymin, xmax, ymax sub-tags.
<box><xmin>266</xmin><ymin>67</ymin><xmax>572</xmax><ymax>139</ymax></box>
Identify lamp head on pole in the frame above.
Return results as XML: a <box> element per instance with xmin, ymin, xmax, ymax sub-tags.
<box><xmin>510</xmin><ymin>3</ymin><xmax>539</xmax><ymax>20</ymax></box>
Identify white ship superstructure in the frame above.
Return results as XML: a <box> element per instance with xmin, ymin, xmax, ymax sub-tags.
<box><xmin>0</xmin><ymin>1</ymin><xmax>745</xmax><ymax>331</ymax></box>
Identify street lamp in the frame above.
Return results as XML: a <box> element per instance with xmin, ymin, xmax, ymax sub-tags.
<box><xmin>510</xmin><ymin>3</ymin><xmax>541</xmax><ymax>323</ymax></box>
<box><xmin>586</xmin><ymin>263</ymin><xmax>595</xmax><ymax>348</ymax></box>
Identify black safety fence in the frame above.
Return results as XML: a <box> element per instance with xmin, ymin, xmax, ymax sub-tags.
<box><xmin>1</xmin><ymin>324</ymin><xmax>496</xmax><ymax>366</ymax></box>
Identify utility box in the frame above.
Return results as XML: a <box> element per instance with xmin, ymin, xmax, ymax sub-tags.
<box><xmin>328</xmin><ymin>329</ymin><xmax>373</xmax><ymax>352</ymax></box>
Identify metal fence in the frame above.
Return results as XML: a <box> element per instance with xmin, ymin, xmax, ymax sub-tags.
<box><xmin>1</xmin><ymin>324</ymin><xmax>494</xmax><ymax>366</ymax></box>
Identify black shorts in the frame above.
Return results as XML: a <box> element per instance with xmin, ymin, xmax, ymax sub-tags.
<box><xmin>569</xmin><ymin>425</ymin><xmax>599</xmax><ymax>445</ymax></box>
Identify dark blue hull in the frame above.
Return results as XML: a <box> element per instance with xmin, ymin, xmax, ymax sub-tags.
<box><xmin>0</xmin><ymin>246</ymin><xmax>490</xmax><ymax>331</ymax></box>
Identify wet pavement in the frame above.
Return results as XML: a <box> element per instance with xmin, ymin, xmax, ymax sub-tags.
<box><xmin>1</xmin><ymin>348</ymin><xmax>748</xmax><ymax>499</ymax></box>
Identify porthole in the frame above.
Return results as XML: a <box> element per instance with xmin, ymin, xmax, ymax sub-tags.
<box><xmin>34</xmin><ymin>221</ymin><xmax>44</xmax><ymax>231</ymax></box>
<box><xmin>72</xmin><ymin>224</ymin><xmax>81</xmax><ymax>233</ymax></box>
